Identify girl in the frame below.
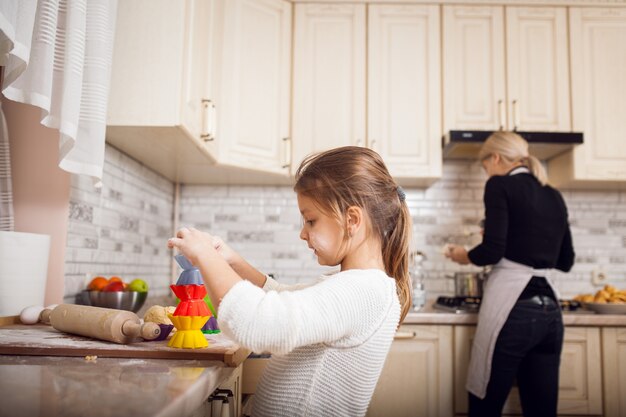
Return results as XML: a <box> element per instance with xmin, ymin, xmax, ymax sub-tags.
<box><xmin>445</xmin><ymin>131</ymin><xmax>575</xmax><ymax>417</ymax></box>
<box><xmin>168</xmin><ymin>146</ymin><xmax>412</xmax><ymax>417</ymax></box>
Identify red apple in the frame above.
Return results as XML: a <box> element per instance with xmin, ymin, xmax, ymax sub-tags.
<box><xmin>102</xmin><ymin>281</ymin><xmax>125</xmax><ymax>292</ymax></box>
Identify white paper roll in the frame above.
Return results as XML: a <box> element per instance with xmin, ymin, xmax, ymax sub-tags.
<box><xmin>0</xmin><ymin>231</ymin><xmax>50</xmax><ymax>316</ymax></box>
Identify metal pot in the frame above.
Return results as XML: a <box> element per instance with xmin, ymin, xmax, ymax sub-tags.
<box><xmin>446</xmin><ymin>271</ymin><xmax>487</xmax><ymax>297</ymax></box>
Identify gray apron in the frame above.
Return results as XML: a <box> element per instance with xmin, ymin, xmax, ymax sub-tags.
<box><xmin>466</xmin><ymin>166</ymin><xmax>561</xmax><ymax>399</ymax></box>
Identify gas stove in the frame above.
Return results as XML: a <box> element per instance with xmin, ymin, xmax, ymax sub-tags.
<box><xmin>433</xmin><ymin>296</ymin><xmax>583</xmax><ymax>314</ymax></box>
<box><xmin>434</xmin><ymin>296</ymin><xmax>481</xmax><ymax>314</ymax></box>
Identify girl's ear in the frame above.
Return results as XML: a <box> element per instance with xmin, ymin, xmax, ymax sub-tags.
<box><xmin>345</xmin><ymin>206</ymin><xmax>363</xmax><ymax>237</ymax></box>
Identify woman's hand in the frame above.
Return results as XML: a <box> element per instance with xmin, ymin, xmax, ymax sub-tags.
<box><xmin>444</xmin><ymin>244</ymin><xmax>471</xmax><ymax>265</ymax></box>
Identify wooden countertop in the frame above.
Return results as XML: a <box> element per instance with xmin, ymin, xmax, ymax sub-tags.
<box><xmin>403</xmin><ymin>301</ymin><xmax>626</xmax><ymax>326</ymax></box>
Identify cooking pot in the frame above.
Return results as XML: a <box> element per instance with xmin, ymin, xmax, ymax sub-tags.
<box><xmin>446</xmin><ymin>270</ymin><xmax>488</xmax><ymax>297</ymax></box>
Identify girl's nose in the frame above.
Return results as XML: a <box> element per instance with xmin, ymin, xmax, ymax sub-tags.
<box><xmin>299</xmin><ymin>227</ymin><xmax>307</xmax><ymax>241</ymax></box>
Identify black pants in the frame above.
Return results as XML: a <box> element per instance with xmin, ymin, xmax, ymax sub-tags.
<box><xmin>468</xmin><ymin>299</ymin><xmax>564</xmax><ymax>417</ymax></box>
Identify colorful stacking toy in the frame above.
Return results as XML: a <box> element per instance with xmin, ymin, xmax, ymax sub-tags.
<box><xmin>168</xmin><ymin>255</ymin><xmax>214</xmax><ymax>349</ymax></box>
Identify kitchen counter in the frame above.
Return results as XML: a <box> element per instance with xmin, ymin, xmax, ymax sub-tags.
<box><xmin>0</xmin><ymin>355</ymin><xmax>234</xmax><ymax>417</ymax></box>
<box><xmin>403</xmin><ymin>301</ymin><xmax>626</xmax><ymax>326</ymax></box>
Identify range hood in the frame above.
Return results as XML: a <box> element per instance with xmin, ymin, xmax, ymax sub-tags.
<box><xmin>442</xmin><ymin>130</ymin><xmax>583</xmax><ymax>160</ymax></box>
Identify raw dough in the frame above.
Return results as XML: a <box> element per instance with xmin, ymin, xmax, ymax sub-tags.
<box><xmin>143</xmin><ymin>305</ymin><xmax>175</xmax><ymax>325</ymax></box>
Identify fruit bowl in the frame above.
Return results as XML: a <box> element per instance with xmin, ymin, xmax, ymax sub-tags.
<box><xmin>79</xmin><ymin>290</ymin><xmax>148</xmax><ymax>313</ymax></box>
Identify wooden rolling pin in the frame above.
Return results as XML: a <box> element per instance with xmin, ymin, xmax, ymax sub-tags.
<box><xmin>21</xmin><ymin>304</ymin><xmax>160</xmax><ymax>344</ymax></box>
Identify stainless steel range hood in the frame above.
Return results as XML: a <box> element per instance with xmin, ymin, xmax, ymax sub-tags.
<box><xmin>442</xmin><ymin>130</ymin><xmax>584</xmax><ymax>160</ymax></box>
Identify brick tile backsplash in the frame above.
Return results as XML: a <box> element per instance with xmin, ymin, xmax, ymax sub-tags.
<box><xmin>63</xmin><ymin>145</ymin><xmax>174</xmax><ymax>303</ymax></box>
<box><xmin>64</xmin><ymin>146</ymin><xmax>626</xmax><ymax>303</ymax></box>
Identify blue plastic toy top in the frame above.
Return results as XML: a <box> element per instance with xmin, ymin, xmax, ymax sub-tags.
<box><xmin>174</xmin><ymin>254</ymin><xmax>204</xmax><ymax>285</ymax></box>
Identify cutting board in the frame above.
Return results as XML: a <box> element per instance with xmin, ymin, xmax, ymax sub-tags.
<box><xmin>0</xmin><ymin>324</ymin><xmax>249</xmax><ymax>367</ymax></box>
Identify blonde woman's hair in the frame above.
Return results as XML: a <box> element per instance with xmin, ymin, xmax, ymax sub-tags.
<box><xmin>294</xmin><ymin>146</ymin><xmax>412</xmax><ymax>322</ymax></box>
<box><xmin>479</xmin><ymin>131</ymin><xmax>548</xmax><ymax>185</ymax></box>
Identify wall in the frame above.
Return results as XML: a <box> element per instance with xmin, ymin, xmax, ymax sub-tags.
<box><xmin>65</xmin><ymin>150</ymin><xmax>626</xmax><ymax>302</ymax></box>
<box><xmin>63</xmin><ymin>145</ymin><xmax>174</xmax><ymax>303</ymax></box>
<box><xmin>178</xmin><ymin>162</ymin><xmax>626</xmax><ymax>299</ymax></box>
<box><xmin>2</xmin><ymin>97</ymin><xmax>71</xmax><ymax>307</ymax></box>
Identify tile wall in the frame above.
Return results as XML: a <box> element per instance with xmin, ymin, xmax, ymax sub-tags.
<box><xmin>179</xmin><ymin>163</ymin><xmax>626</xmax><ymax>298</ymax></box>
<box><xmin>63</xmin><ymin>145</ymin><xmax>174</xmax><ymax>303</ymax></box>
<box><xmin>64</xmin><ymin>145</ymin><xmax>626</xmax><ymax>302</ymax></box>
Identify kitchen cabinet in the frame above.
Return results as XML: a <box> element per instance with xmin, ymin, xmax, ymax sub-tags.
<box><xmin>443</xmin><ymin>6</ymin><xmax>570</xmax><ymax>133</ymax></box>
<box><xmin>292</xmin><ymin>4</ymin><xmax>442</xmax><ymax>186</ymax></box>
<box><xmin>454</xmin><ymin>326</ymin><xmax>603</xmax><ymax>416</ymax></box>
<box><xmin>217</xmin><ymin>0</ymin><xmax>292</xmax><ymax>175</ymax></box>
<box><xmin>106</xmin><ymin>0</ymin><xmax>293</xmax><ymax>185</ymax></box>
<box><xmin>367</xmin><ymin>325</ymin><xmax>453</xmax><ymax>417</ymax></box>
<box><xmin>291</xmin><ymin>4</ymin><xmax>366</xmax><ymax>170</ymax></box>
<box><xmin>549</xmin><ymin>7</ymin><xmax>626</xmax><ymax>188</ymax></box>
<box><xmin>602</xmin><ymin>328</ymin><xmax>626</xmax><ymax>417</ymax></box>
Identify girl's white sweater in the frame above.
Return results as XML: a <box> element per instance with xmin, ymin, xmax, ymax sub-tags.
<box><xmin>217</xmin><ymin>269</ymin><xmax>401</xmax><ymax>417</ymax></box>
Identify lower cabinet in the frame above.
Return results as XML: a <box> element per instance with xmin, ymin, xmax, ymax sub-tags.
<box><xmin>190</xmin><ymin>363</ymin><xmax>243</xmax><ymax>417</ymax></box>
<box><xmin>602</xmin><ymin>328</ymin><xmax>626</xmax><ymax>417</ymax></box>
<box><xmin>367</xmin><ymin>325</ymin><xmax>454</xmax><ymax>417</ymax></box>
<box><xmin>454</xmin><ymin>326</ymin><xmax>603</xmax><ymax>416</ymax></box>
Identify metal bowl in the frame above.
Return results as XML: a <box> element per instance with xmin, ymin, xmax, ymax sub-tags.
<box><xmin>79</xmin><ymin>290</ymin><xmax>147</xmax><ymax>313</ymax></box>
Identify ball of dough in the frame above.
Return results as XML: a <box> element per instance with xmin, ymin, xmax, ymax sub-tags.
<box><xmin>20</xmin><ymin>305</ymin><xmax>44</xmax><ymax>324</ymax></box>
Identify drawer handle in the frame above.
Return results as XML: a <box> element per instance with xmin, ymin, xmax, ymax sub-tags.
<box><xmin>394</xmin><ymin>331</ymin><xmax>417</xmax><ymax>340</ymax></box>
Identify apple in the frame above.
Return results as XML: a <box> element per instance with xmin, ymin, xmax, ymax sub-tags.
<box><xmin>102</xmin><ymin>281</ymin><xmax>125</xmax><ymax>292</ymax></box>
<box><xmin>128</xmin><ymin>278</ymin><xmax>148</xmax><ymax>293</ymax></box>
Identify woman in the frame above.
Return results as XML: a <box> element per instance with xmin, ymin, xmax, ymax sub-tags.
<box><xmin>445</xmin><ymin>131</ymin><xmax>575</xmax><ymax>417</ymax></box>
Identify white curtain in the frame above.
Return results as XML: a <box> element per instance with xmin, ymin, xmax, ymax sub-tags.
<box><xmin>0</xmin><ymin>0</ymin><xmax>118</xmax><ymax>187</ymax></box>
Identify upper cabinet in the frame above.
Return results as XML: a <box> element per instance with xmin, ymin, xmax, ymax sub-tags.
<box><xmin>106</xmin><ymin>0</ymin><xmax>293</xmax><ymax>185</ymax></box>
<box><xmin>291</xmin><ymin>4</ymin><xmax>367</xmax><ymax>170</ymax></box>
<box><xmin>368</xmin><ymin>5</ymin><xmax>442</xmax><ymax>183</ymax></box>
<box><xmin>549</xmin><ymin>7</ymin><xmax>626</xmax><ymax>188</ymax></box>
<box><xmin>218</xmin><ymin>0</ymin><xmax>292</xmax><ymax>174</ymax></box>
<box><xmin>292</xmin><ymin>4</ymin><xmax>441</xmax><ymax>186</ymax></box>
<box><xmin>443</xmin><ymin>6</ymin><xmax>570</xmax><ymax>132</ymax></box>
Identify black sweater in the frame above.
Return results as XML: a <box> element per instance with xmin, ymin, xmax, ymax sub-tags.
<box><xmin>468</xmin><ymin>172</ymin><xmax>575</xmax><ymax>272</ymax></box>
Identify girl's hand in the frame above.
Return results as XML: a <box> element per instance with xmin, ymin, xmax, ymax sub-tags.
<box><xmin>167</xmin><ymin>227</ymin><xmax>219</xmax><ymax>266</ymax></box>
<box><xmin>211</xmin><ymin>235</ymin><xmax>239</xmax><ymax>265</ymax></box>
<box><xmin>444</xmin><ymin>244</ymin><xmax>471</xmax><ymax>265</ymax></box>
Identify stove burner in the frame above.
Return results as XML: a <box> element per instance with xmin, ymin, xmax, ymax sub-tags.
<box><xmin>434</xmin><ymin>296</ymin><xmax>481</xmax><ymax>314</ymax></box>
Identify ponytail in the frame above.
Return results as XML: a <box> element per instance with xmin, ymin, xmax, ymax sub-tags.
<box><xmin>526</xmin><ymin>154</ymin><xmax>548</xmax><ymax>186</ymax></box>
<box><xmin>383</xmin><ymin>201</ymin><xmax>412</xmax><ymax>323</ymax></box>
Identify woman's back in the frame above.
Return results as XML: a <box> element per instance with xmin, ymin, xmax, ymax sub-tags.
<box><xmin>470</xmin><ymin>172</ymin><xmax>574</xmax><ymax>270</ymax></box>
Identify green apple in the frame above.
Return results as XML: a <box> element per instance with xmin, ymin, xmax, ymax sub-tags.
<box><xmin>128</xmin><ymin>278</ymin><xmax>149</xmax><ymax>293</ymax></box>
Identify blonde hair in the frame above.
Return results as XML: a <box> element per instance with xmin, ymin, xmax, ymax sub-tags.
<box><xmin>479</xmin><ymin>131</ymin><xmax>548</xmax><ymax>185</ymax></box>
<box><xmin>294</xmin><ymin>146</ymin><xmax>412</xmax><ymax>322</ymax></box>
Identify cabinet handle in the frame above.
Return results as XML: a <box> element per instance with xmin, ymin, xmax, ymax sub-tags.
<box><xmin>356</xmin><ymin>138</ymin><xmax>363</xmax><ymax>147</ymax></box>
<box><xmin>498</xmin><ymin>99</ymin><xmax>505</xmax><ymax>131</ymax></box>
<box><xmin>369</xmin><ymin>139</ymin><xmax>377</xmax><ymax>151</ymax></box>
<box><xmin>281</xmin><ymin>137</ymin><xmax>291</xmax><ymax>170</ymax></box>
<box><xmin>512</xmin><ymin>99</ymin><xmax>519</xmax><ymax>131</ymax></box>
<box><xmin>201</xmin><ymin>99</ymin><xmax>215</xmax><ymax>142</ymax></box>
<box><xmin>394</xmin><ymin>331</ymin><xmax>417</xmax><ymax>340</ymax></box>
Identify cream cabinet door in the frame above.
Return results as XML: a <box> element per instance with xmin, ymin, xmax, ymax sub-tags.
<box><xmin>219</xmin><ymin>0</ymin><xmax>292</xmax><ymax>174</ymax></box>
<box><xmin>367</xmin><ymin>325</ymin><xmax>453</xmax><ymax>417</ymax></box>
<box><xmin>180</xmin><ymin>0</ymin><xmax>222</xmax><ymax>158</ymax></box>
<box><xmin>443</xmin><ymin>6</ymin><xmax>506</xmax><ymax>132</ymax></box>
<box><xmin>602</xmin><ymin>328</ymin><xmax>626</xmax><ymax>417</ymax></box>
<box><xmin>454</xmin><ymin>326</ymin><xmax>602</xmax><ymax>415</ymax></box>
<box><xmin>368</xmin><ymin>5</ymin><xmax>441</xmax><ymax>183</ymax></box>
<box><xmin>291</xmin><ymin>4</ymin><xmax>366</xmax><ymax>170</ymax></box>
<box><xmin>505</xmin><ymin>7</ymin><xmax>570</xmax><ymax>132</ymax></box>
<box><xmin>107</xmin><ymin>0</ymin><xmax>185</xmax><ymax>126</ymax></box>
<box><xmin>550</xmin><ymin>8</ymin><xmax>626</xmax><ymax>186</ymax></box>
